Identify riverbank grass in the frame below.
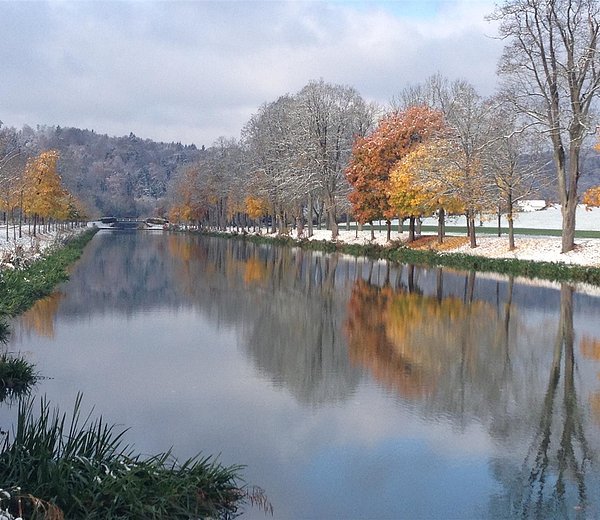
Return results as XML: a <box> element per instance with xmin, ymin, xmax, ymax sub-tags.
<box><xmin>0</xmin><ymin>395</ymin><xmax>266</xmax><ymax>519</ymax></box>
<box><xmin>0</xmin><ymin>352</ymin><xmax>37</xmax><ymax>402</ymax></box>
<box><xmin>0</xmin><ymin>229</ymin><xmax>98</xmax><ymax>317</ymax></box>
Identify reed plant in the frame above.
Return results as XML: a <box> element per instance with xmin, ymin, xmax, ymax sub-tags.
<box><xmin>0</xmin><ymin>321</ymin><xmax>8</xmax><ymax>346</ymax></box>
<box><xmin>0</xmin><ymin>395</ymin><xmax>267</xmax><ymax>519</ymax></box>
<box><xmin>0</xmin><ymin>353</ymin><xmax>37</xmax><ymax>403</ymax></box>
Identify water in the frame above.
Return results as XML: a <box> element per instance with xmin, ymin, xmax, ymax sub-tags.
<box><xmin>5</xmin><ymin>231</ymin><xmax>600</xmax><ymax>519</ymax></box>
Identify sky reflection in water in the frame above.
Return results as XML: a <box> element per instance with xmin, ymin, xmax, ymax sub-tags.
<box><xmin>6</xmin><ymin>231</ymin><xmax>600</xmax><ymax>519</ymax></box>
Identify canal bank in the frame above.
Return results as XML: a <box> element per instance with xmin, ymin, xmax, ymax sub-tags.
<box><xmin>201</xmin><ymin>227</ymin><xmax>600</xmax><ymax>287</ymax></box>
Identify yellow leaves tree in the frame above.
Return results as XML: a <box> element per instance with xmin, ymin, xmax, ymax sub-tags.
<box><xmin>244</xmin><ymin>195</ymin><xmax>269</xmax><ymax>221</ymax></box>
<box><xmin>22</xmin><ymin>150</ymin><xmax>70</xmax><ymax>235</ymax></box>
<box><xmin>168</xmin><ymin>165</ymin><xmax>208</xmax><ymax>226</ymax></box>
<box><xmin>388</xmin><ymin>139</ymin><xmax>463</xmax><ymax>243</ymax></box>
<box><xmin>582</xmin><ymin>186</ymin><xmax>600</xmax><ymax>209</ymax></box>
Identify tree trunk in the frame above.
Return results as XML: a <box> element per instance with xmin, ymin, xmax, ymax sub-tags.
<box><xmin>408</xmin><ymin>216</ymin><xmax>415</xmax><ymax>243</ymax></box>
<box><xmin>370</xmin><ymin>221</ymin><xmax>375</xmax><ymax>241</ymax></box>
<box><xmin>497</xmin><ymin>206</ymin><xmax>502</xmax><ymax>237</ymax></box>
<box><xmin>468</xmin><ymin>211</ymin><xmax>477</xmax><ymax>248</ymax></box>
<box><xmin>465</xmin><ymin>212</ymin><xmax>470</xmax><ymax>238</ymax></box>
<box><xmin>307</xmin><ymin>192</ymin><xmax>314</xmax><ymax>238</ymax></box>
<box><xmin>437</xmin><ymin>207</ymin><xmax>445</xmax><ymax>244</ymax></box>
<box><xmin>326</xmin><ymin>194</ymin><xmax>338</xmax><ymax>240</ymax></box>
<box><xmin>297</xmin><ymin>204</ymin><xmax>304</xmax><ymax>238</ymax></box>
<box><xmin>386</xmin><ymin>219</ymin><xmax>391</xmax><ymax>242</ymax></box>
<box><xmin>507</xmin><ymin>211</ymin><xmax>515</xmax><ymax>251</ymax></box>
<box><xmin>561</xmin><ymin>194</ymin><xmax>577</xmax><ymax>254</ymax></box>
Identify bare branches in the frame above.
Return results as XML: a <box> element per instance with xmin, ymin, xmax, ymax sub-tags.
<box><xmin>495</xmin><ymin>0</ymin><xmax>600</xmax><ymax>252</ymax></box>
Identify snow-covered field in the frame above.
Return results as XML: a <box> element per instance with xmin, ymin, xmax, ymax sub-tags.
<box><xmin>286</xmin><ymin>204</ymin><xmax>600</xmax><ymax>268</ymax></box>
<box><xmin>422</xmin><ymin>203</ymin><xmax>600</xmax><ymax>231</ymax></box>
<box><xmin>0</xmin><ymin>225</ymin><xmax>83</xmax><ymax>269</ymax></box>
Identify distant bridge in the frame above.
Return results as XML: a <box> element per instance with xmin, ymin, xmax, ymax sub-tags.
<box><xmin>94</xmin><ymin>217</ymin><xmax>168</xmax><ymax>230</ymax></box>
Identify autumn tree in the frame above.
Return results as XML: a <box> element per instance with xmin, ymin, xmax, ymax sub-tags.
<box><xmin>493</xmin><ymin>0</ymin><xmax>600</xmax><ymax>253</ymax></box>
<box><xmin>346</xmin><ymin>105</ymin><xmax>446</xmax><ymax>241</ymax></box>
<box><xmin>389</xmin><ymin>139</ymin><xmax>463</xmax><ymax>243</ymax></box>
<box><xmin>168</xmin><ymin>164</ymin><xmax>207</xmax><ymax>227</ymax></box>
<box><xmin>22</xmin><ymin>150</ymin><xmax>69</xmax><ymax>236</ymax></box>
<box><xmin>582</xmin><ymin>185</ymin><xmax>600</xmax><ymax>208</ymax></box>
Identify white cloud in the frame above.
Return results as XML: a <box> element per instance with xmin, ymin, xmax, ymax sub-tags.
<box><xmin>0</xmin><ymin>0</ymin><xmax>503</xmax><ymax>146</ymax></box>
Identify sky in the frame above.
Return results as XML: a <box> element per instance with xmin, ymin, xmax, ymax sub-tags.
<box><xmin>0</xmin><ymin>0</ymin><xmax>502</xmax><ymax>147</ymax></box>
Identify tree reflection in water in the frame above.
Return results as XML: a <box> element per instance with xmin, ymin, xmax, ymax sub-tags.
<box><xmin>503</xmin><ymin>284</ymin><xmax>593</xmax><ymax>519</ymax></box>
<box><xmin>344</xmin><ymin>266</ymin><xmax>505</xmax><ymax>404</ymax></box>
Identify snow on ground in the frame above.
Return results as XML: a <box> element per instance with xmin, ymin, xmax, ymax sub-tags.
<box><xmin>0</xmin><ymin>225</ymin><xmax>80</xmax><ymax>269</ymax></box>
<box><xmin>283</xmin><ymin>204</ymin><xmax>600</xmax><ymax>268</ymax></box>
<box><xmin>287</xmin><ymin>228</ymin><xmax>600</xmax><ymax>267</ymax></box>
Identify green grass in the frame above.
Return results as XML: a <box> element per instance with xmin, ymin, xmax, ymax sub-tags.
<box><xmin>0</xmin><ymin>229</ymin><xmax>98</xmax><ymax>318</ymax></box>
<box><xmin>0</xmin><ymin>395</ymin><xmax>267</xmax><ymax>519</ymax></box>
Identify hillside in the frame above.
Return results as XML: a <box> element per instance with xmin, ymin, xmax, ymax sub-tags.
<box><xmin>26</xmin><ymin>125</ymin><xmax>204</xmax><ymax>218</ymax></box>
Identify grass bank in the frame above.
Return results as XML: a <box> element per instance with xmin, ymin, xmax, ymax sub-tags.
<box><xmin>0</xmin><ymin>228</ymin><xmax>98</xmax><ymax>317</ymax></box>
<box><xmin>203</xmin><ymin>230</ymin><xmax>600</xmax><ymax>287</ymax></box>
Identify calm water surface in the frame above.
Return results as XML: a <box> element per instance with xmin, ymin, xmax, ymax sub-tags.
<box><xmin>5</xmin><ymin>231</ymin><xmax>600</xmax><ymax>519</ymax></box>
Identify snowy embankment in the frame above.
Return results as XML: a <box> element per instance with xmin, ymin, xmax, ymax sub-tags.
<box><xmin>283</xmin><ymin>204</ymin><xmax>600</xmax><ymax>268</ymax></box>
<box><xmin>0</xmin><ymin>225</ymin><xmax>87</xmax><ymax>270</ymax></box>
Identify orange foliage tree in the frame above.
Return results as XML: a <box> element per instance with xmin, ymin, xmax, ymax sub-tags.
<box><xmin>388</xmin><ymin>139</ymin><xmax>463</xmax><ymax>243</ymax></box>
<box><xmin>582</xmin><ymin>186</ymin><xmax>600</xmax><ymax>209</ymax></box>
<box><xmin>346</xmin><ymin>106</ymin><xmax>446</xmax><ymax>240</ymax></box>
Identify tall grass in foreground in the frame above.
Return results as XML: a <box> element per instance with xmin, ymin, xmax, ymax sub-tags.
<box><xmin>0</xmin><ymin>395</ymin><xmax>270</xmax><ymax>519</ymax></box>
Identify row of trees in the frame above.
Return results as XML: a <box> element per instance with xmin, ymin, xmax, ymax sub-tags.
<box><xmin>168</xmin><ymin>80</ymin><xmax>376</xmax><ymax>239</ymax></box>
<box><xmin>167</xmin><ymin>0</ymin><xmax>600</xmax><ymax>253</ymax></box>
<box><xmin>167</xmin><ymin>76</ymin><xmax>549</xmax><ymax>250</ymax></box>
<box><xmin>0</xmin><ymin>126</ymin><xmax>86</xmax><ymax>239</ymax></box>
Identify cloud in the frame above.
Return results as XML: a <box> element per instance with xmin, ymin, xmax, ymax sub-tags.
<box><xmin>0</xmin><ymin>0</ymin><xmax>502</xmax><ymax>146</ymax></box>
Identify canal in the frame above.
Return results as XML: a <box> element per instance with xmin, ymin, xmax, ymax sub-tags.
<box><xmin>5</xmin><ymin>230</ymin><xmax>600</xmax><ymax>519</ymax></box>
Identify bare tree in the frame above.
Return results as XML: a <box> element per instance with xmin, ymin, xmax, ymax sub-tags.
<box><xmin>434</xmin><ymin>78</ymin><xmax>496</xmax><ymax>248</ymax></box>
<box><xmin>482</xmin><ymin>97</ymin><xmax>552</xmax><ymax>249</ymax></box>
<box><xmin>492</xmin><ymin>0</ymin><xmax>600</xmax><ymax>252</ymax></box>
<box><xmin>395</xmin><ymin>75</ymin><xmax>496</xmax><ymax>248</ymax></box>
<box><xmin>296</xmin><ymin>80</ymin><xmax>375</xmax><ymax>240</ymax></box>
<box><xmin>243</xmin><ymin>95</ymin><xmax>309</xmax><ymax>234</ymax></box>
